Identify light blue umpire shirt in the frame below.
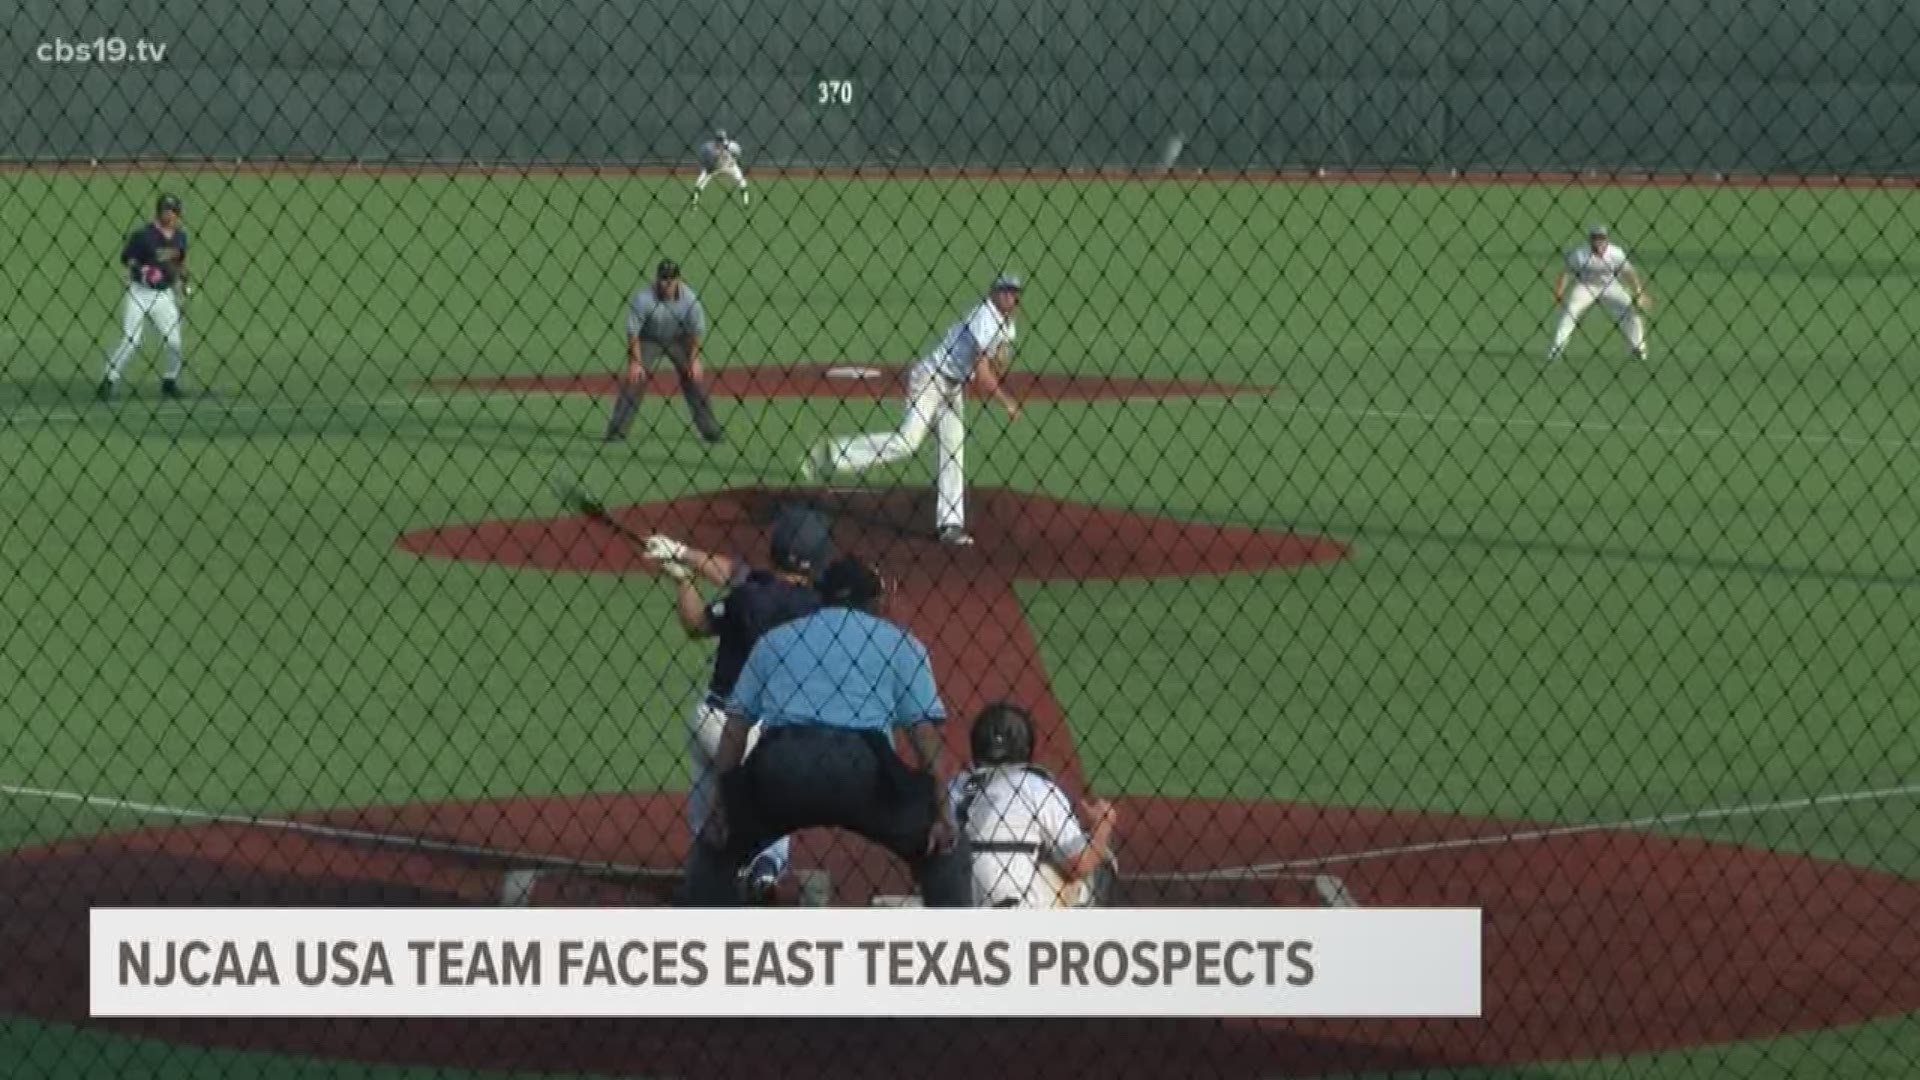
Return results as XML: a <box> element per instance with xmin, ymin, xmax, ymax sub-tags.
<box><xmin>727</xmin><ymin>608</ymin><xmax>946</xmax><ymax>732</ymax></box>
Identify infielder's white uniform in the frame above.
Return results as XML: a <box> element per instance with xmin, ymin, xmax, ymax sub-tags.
<box><xmin>812</xmin><ymin>297</ymin><xmax>1016</xmax><ymax>534</ymax></box>
<box><xmin>693</xmin><ymin>137</ymin><xmax>749</xmax><ymax>204</ymax></box>
<box><xmin>947</xmin><ymin>764</ymin><xmax>1099</xmax><ymax>908</ymax></box>
<box><xmin>1548</xmin><ymin>239</ymin><xmax>1646</xmax><ymax>360</ymax></box>
<box><xmin>106</xmin><ymin>285</ymin><xmax>185</xmax><ymax>381</ymax></box>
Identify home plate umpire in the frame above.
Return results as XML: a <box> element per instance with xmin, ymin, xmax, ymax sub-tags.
<box><xmin>675</xmin><ymin>556</ymin><xmax>972</xmax><ymax>906</ymax></box>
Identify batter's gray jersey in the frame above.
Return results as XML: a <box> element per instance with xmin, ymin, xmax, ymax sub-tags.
<box><xmin>626</xmin><ymin>284</ymin><xmax>707</xmax><ymax>343</ymax></box>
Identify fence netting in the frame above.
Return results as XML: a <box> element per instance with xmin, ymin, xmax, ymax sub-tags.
<box><xmin>2</xmin><ymin>0</ymin><xmax>1917</xmax><ymax>1078</ymax></box>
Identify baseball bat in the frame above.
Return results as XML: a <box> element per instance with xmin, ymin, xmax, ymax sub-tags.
<box><xmin>549</xmin><ymin>470</ymin><xmax>646</xmax><ymax>547</ymax></box>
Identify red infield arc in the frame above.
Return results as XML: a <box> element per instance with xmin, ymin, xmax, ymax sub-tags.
<box><xmin>3</xmin><ymin>488</ymin><xmax>1916</xmax><ymax>1078</ymax></box>
<box><xmin>432</xmin><ymin>362</ymin><xmax>1268</xmax><ymax>402</ymax></box>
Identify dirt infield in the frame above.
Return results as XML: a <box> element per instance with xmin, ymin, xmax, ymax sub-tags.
<box><xmin>11</xmin><ymin>158</ymin><xmax>1920</xmax><ymax>189</ymax></box>
<box><xmin>4</xmin><ymin>488</ymin><xmax>1916</xmax><ymax>1076</ymax></box>
<box><xmin>398</xmin><ymin>486</ymin><xmax>1348</xmax><ymax>780</ymax></box>
<box><xmin>435</xmin><ymin>364</ymin><xmax>1267</xmax><ymax>402</ymax></box>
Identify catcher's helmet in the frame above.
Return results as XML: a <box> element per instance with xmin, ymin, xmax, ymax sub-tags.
<box><xmin>157</xmin><ymin>194</ymin><xmax>183</xmax><ymax>217</ymax></box>
<box><xmin>769</xmin><ymin>505</ymin><xmax>832</xmax><ymax>574</ymax></box>
<box><xmin>970</xmin><ymin>701</ymin><xmax>1035</xmax><ymax>766</ymax></box>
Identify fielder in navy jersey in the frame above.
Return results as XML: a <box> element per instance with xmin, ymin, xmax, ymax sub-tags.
<box><xmin>99</xmin><ymin>193</ymin><xmax>193</xmax><ymax>400</ymax></box>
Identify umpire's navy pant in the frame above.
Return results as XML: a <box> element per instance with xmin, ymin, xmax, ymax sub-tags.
<box><xmin>676</xmin><ymin>724</ymin><xmax>972</xmax><ymax>906</ymax></box>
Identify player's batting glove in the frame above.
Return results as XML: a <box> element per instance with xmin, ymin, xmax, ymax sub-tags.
<box><xmin>643</xmin><ymin>535</ymin><xmax>690</xmax><ymax>563</ymax></box>
<box><xmin>659</xmin><ymin>559</ymin><xmax>694</xmax><ymax>583</ymax></box>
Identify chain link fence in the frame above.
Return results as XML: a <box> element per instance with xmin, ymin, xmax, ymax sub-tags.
<box><xmin>3</xmin><ymin>0</ymin><xmax>1918</xmax><ymax>1077</ymax></box>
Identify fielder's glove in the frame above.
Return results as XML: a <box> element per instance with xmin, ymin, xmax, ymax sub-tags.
<box><xmin>644</xmin><ymin>535</ymin><xmax>690</xmax><ymax>563</ymax></box>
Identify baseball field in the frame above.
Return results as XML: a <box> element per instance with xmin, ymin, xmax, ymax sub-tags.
<box><xmin>2</xmin><ymin>167</ymin><xmax>1917</xmax><ymax>1077</ymax></box>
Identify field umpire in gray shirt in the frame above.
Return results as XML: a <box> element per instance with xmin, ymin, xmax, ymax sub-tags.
<box><xmin>606</xmin><ymin>259</ymin><xmax>724</xmax><ymax>443</ymax></box>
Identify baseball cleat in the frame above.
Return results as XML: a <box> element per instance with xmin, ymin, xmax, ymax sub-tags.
<box><xmin>160</xmin><ymin>378</ymin><xmax>182</xmax><ymax>400</ymax></box>
<box><xmin>743</xmin><ymin>854</ymin><xmax>783</xmax><ymax>905</ymax></box>
<box><xmin>1630</xmin><ymin>348</ymin><xmax>1647</xmax><ymax>361</ymax></box>
<box><xmin>938</xmin><ymin>526</ymin><xmax>975</xmax><ymax>547</ymax></box>
<box><xmin>799</xmin><ymin>450</ymin><xmax>820</xmax><ymax>483</ymax></box>
<box><xmin>95</xmin><ymin>378</ymin><xmax>115</xmax><ymax>402</ymax></box>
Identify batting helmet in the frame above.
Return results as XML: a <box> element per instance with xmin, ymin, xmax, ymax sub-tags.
<box><xmin>969</xmin><ymin>701</ymin><xmax>1035</xmax><ymax>766</ymax></box>
<box><xmin>157</xmin><ymin>194</ymin><xmax>183</xmax><ymax>216</ymax></box>
<box><xmin>769</xmin><ymin>505</ymin><xmax>832</xmax><ymax>574</ymax></box>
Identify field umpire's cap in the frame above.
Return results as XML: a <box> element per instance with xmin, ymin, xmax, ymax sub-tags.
<box><xmin>970</xmin><ymin>701</ymin><xmax>1035</xmax><ymax>766</ymax></box>
<box><xmin>769</xmin><ymin>505</ymin><xmax>833</xmax><ymax>574</ymax></box>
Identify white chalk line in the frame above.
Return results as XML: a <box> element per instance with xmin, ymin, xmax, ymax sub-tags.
<box><xmin>1257</xmin><ymin>395</ymin><xmax>1920</xmax><ymax>455</ymax></box>
<box><xmin>0</xmin><ymin>782</ymin><xmax>680</xmax><ymax>883</ymax></box>
<box><xmin>15</xmin><ymin>780</ymin><xmax>1909</xmax><ymax>902</ymax></box>
<box><xmin>1135</xmin><ymin>781</ymin><xmax>1920</xmax><ymax>884</ymax></box>
<box><xmin>6</xmin><ymin>371</ymin><xmax>1911</xmax><ymax>456</ymax></box>
<box><xmin>0</xmin><ymin>389</ymin><xmax>473</xmax><ymax>432</ymax></box>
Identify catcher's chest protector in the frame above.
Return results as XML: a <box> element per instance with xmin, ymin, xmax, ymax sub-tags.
<box><xmin>955</xmin><ymin>765</ymin><xmax>1112</xmax><ymax>908</ymax></box>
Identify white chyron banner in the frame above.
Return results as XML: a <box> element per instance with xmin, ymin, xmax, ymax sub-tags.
<box><xmin>92</xmin><ymin>907</ymin><xmax>1480</xmax><ymax>1018</ymax></box>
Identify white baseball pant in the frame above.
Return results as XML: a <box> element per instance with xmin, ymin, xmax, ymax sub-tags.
<box><xmin>1549</xmin><ymin>283</ymin><xmax>1645</xmax><ymax>358</ymax></box>
<box><xmin>103</xmin><ymin>283</ymin><xmax>185</xmax><ymax>383</ymax></box>
<box><xmin>693</xmin><ymin>165</ymin><xmax>749</xmax><ymax>202</ymax></box>
<box><xmin>687</xmin><ymin>700</ymin><xmax>790</xmax><ymax>875</ymax></box>
<box><xmin>816</xmin><ymin>365</ymin><xmax>967</xmax><ymax>531</ymax></box>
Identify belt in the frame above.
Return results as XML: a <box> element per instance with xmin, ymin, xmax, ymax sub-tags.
<box><xmin>762</xmin><ymin>723</ymin><xmax>868</xmax><ymax>739</ymax></box>
<box><xmin>972</xmin><ymin>840</ymin><xmax>1041</xmax><ymax>855</ymax></box>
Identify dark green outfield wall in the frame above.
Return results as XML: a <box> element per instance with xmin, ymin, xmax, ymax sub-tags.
<box><xmin>6</xmin><ymin>0</ymin><xmax>1917</xmax><ymax>172</ymax></box>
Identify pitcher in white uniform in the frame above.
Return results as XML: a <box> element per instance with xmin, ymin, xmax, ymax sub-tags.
<box><xmin>1547</xmin><ymin>224</ymin><xmax>1651</xmax><ymax>362</ymax></box>
<box><xmin>804</xmin><ymin>274</ymin><xmax>1023</xmax><ymax>546</ymax></box>
<box><xmin>947</xmin><ymin>702</ymin><xmax>1118</xmax><ymax>908</ymax></box>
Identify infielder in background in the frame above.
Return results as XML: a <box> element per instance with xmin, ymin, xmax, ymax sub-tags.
<box><xmin>803</xmin><ymin>274</ymin><xmax>1023</xmax><ymax>546</ymax></box>
<box><xmin>1547</xmin><ymin>224</ymin><xmax>1651</xmax><ymax>362</ymax></box>
<box><xmin>641</xmin><ymin>506</ymin><xmax>831</xmax><ymax>901</ymax></box>
<box><xmin>691</xmin><ymin>130</ymin><xmax>749</xmax><ymax>206</ymax></box>
<box><xmin>606</xmin><ymin>260</ymin><xmax>725</xmax><ymax>444</ymax></box>
<box><xmin>949</xmin><ymin>702</ymin><xmax>1118</xmax><ymax>908</ymax></box>
<box><xmin>99</xmin><ymin>193</ymin><xmax>193</xmax><ymax>400</ymax></box>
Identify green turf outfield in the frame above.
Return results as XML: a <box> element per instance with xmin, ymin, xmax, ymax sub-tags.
<box><xmin>2</xmin><ymin>169</ymin><xmax>1917</xmax><ymax>1076</ymax></box>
